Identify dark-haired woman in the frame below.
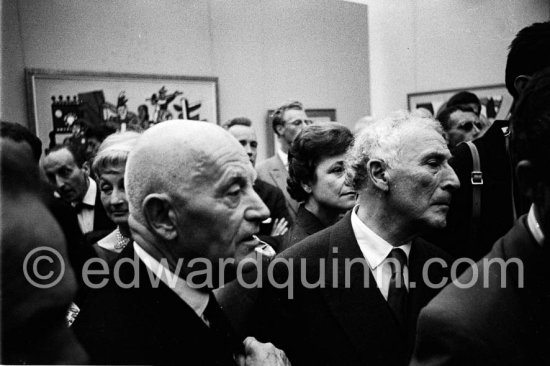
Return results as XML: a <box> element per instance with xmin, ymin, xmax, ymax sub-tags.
<box><xmin>281</xmin><ymin>122</ymin><xmax>356</xmax><ymax>250</ymax></box>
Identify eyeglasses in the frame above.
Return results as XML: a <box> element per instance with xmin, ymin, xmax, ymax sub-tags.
<box><xmin>457</xmin><ymin>120</ymin><xmax>483</xmax><ymax>132</ymax></box>
<box><xmin>288</xmin><ymin>119</ymin><xmax>313</xmax><ymax>127</ymax></box>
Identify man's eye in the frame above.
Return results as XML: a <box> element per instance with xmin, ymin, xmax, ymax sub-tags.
<box><xmin>227</xmin><ymin>188</ymin><xmax>241</xmax><ymax>197</ymax></box>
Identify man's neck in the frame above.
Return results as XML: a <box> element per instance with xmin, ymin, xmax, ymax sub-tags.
<box><xmin>356</xmin><ymin>200</ymin><xmax>417</xmax><ymax>246</ymax></box>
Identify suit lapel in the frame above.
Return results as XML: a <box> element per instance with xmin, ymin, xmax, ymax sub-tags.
<box><xmin>320</xmin><ymin>213</ymin><xmax>403</xmax><ymax>364</ymax></box>
<box><xmin>267</xmin><ymin>156</ymin><xmax>299</xmax><ymax>216</ymax></box>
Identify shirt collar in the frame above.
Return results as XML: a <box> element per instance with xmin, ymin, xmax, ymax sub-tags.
<box><xmin>133</xmin><ymin>242</ymin><xmax>209</xmax><ymax>317</ymax></box>
<box><xmin>527</xmin><ymin>204</ymin><xmax>545</xmax><ymax>247</ymax></box>
<box><xmin>73</xmin><ymin>177</ymin><xmax>96</xmax><ymax>207</ymax></box>
<box><xmin>277</xmin><ymin>149</ymin><xmax>288</xmax><ymax>169</ymax></box>
<box><xmin>351</xmin><ymin>205</ymin><xmax>411</xmax><ymax>269</ymax></box>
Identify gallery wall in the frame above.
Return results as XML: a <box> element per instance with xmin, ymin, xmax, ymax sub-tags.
<box><xmin>1</xmin><ymin>0</ymin><xmax>369</xmax><ymax>161</ymax></box>
<box><xmin>363</xmin><ymin>0</ymin><xmax>550</xmax><ymax>117</ymax></box>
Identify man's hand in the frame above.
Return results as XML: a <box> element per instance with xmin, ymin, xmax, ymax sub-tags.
<box><xmin>236</xmin><ymin>337</ymin><xmax>291</xmax><ymax>366</ymax></box>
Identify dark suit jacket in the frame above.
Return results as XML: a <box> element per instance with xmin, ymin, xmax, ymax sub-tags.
<box><xmin>426</xmin><ymin>121</ymin><xmax>527</xmax><ymax>261</ymax></box>
<box><xmin>256</xmin><ymin>155</ymin><xmax>299</xmax><ymax>222</ymax></box>
<box><xmin>258</xmin><ymin>212</ymin><xmax>452</xmax><ymax>366</ymax></box>
<box><xmin>73</xmin><ymin>244</ymin><xmax>237</xmax><ymax>365</ymax></box>
<box><xmin>280</xmin><ymin>204</ymin><xmax>325</xmax><ymax>252</ymax></box>
<box><xmin>255</xmin><ymin>178</ymin><xmax>291</xmax><ymax>232</ymax></box>
<box><xmin>411</xmin><ymin>215</ymin><xmax>550</xmax><ymax>366</ymax></box>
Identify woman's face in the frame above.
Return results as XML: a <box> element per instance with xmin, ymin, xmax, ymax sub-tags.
<box><xmin>98</xmin><ymin>165</ymin><xmax>129</xmax><ymax>226</ymax></box>
<box><xmin>310</xmin><ymin>153</ymin><xmax>356</xmax><ymax>212</ymax></box>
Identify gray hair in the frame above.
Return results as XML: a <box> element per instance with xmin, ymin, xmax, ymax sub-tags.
<box><xmin>92</xmin><ymin>131</ymin><xmax>141</xmax><ymax>176</ymax></box>
<box><xmin>345</xmin><ymin>110</ymin><xmax>443</xmax><ymax>191</ymax></box>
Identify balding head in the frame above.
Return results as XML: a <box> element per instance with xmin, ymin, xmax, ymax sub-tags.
<box><xmin>125</xmin><ymin>120</ymin><xmax>269</xmax><ymax>273</ymax></box>
<box><xmin>126</xmin><ymin>120</ymin><xmax>246</xmax><ymax>224</ymax></box>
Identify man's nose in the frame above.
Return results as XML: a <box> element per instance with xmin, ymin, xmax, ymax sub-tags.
<box><xmin>55</xmin><ymin>175</ymin><xmax>65</xmax><ymax>188</ymax></box>
<box><xmin>442</xmin><ymin>164</ymin><xmax>460</xmax><ymax>192</ymax></box>
<box><xmin>245</xmin><ymin>188</ymin><xmax>270</xmax><ymax>222</ymax></box>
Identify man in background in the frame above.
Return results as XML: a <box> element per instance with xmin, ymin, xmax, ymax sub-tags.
<box><xmin>223</xmin><ymin>116</ymin><xmax>290</xmax><ymax>250</ymax></box>
<box><xmin>436</xmin><ymin>105</ymin><xmax>482</xmax><ymax>149</ymax></box>
<box><xmin>43</xmin><ymin>143</ymin><xmax>115</xmax><ymax>236</ymax></box>
<box><xmin>256</xmin><ymin>101</ymin><xmax>310</xmax><ymax>222</ymax></box>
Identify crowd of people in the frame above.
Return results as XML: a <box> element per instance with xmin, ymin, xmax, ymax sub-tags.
<box><xmin>1</xmin><ymin>20</ymin><xmax>550</xmax><ymax>366</ymax></box>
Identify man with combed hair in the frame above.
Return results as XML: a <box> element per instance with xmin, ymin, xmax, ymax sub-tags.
<box><xmin>411</xmin><ymin>67</ymin><xmax>550</xmax><ymax>366</ymax></box>
<box><xmin>257</xmin><ymin>101</ymin><xmax>310</xmax><ymax>222</ymax></box>
<box><xmin>73</xmin><ymin>120</ymin><xmax>290</xmax><ymax>366</ymax></box>
<box><xmin>258</xmin><ymin>111</ymin><xmax>458</xmax><ymax>365</ymax></box>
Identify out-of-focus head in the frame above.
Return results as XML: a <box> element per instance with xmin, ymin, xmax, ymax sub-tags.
<box><xmin>271</xmin><ymin>101</ymin><xmax>310</xmax><ymax>146</ymax></box>
<box><xmin>506</xmin><ymin>21</ymin><xmax>550</xmax><ymax>102</ymax></box>
<box><xmin>510</xmin><ymin>67</ymin><xmax>550</xmax><ymax>238</ymax></box>
<box><xmin>346</xmin><ymin>110</ymin><xmax>460</xmax><ymax>232</ymax></box>
<box><xmin>43</xmin><ymin>143</ymin><xmax>89</xmax><ymax>204</ymax></box>
<box><xmin>92</xmin><ymin>131</ymin><xmax>140</xmax><ymax>226</ymax></box>
<box><xmin>446</xmin><ymin>91</ymin><xmax>481</xmax><ymax>116</ymax></box>
<box><xmin>125</xmin><ymin>120</ymin><xmax>269</xmax><ymax>280</ymax></box>
<box><xmin>223</xmin><ymin>117</ymin><xmax>258</xmax><ymax>166</ymax></box>
<box><xmin>287</xmin><ymin>122</ymin><xmax>355</xmax><ymax>211</ymax></box>
<box><xmin>0</xmin><ymin>121</ymin><xmax>42</xmax><ymax>163</ymax></box>
<box><xmin>436</xmin><ymin>105</ymin><xmax>482</xmax><ymax>149</ymax></box>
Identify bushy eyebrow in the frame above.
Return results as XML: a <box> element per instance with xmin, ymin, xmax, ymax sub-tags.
<box><xmin>420</xmin><ymin>150</ymin><xmax>451</xmax><ymax>162</ymax></box>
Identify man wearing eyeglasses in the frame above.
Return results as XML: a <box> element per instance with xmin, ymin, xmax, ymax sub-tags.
<box><xmin>257</xmin><ymin>101</ymin><xmax>311</xmax><ymax>223</ymax></box>
<box><xmin>436</xmin><ymin>105</ymin><xmax>483</xmax><ymax>149</ymax></box>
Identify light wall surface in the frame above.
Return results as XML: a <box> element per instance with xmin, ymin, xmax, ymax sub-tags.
<box><xmin>1</xmin><ymin>0</ymin><xmax>370</xmax><ymax>161</ymax></box>
<box><xmin>360</xmin><ymin>0</ymin><xmax>550</xmax><ymax>118</ymax></box>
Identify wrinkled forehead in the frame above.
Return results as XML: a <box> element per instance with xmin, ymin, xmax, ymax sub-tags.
<box><xmin>398</xmin><ymin>127</ymin><xmax>449</xmax><ymax>160</ymax></box>
<box><xmin>187</xmin><ymin>141</ymin><xmax>255</xmax><ymax>182</ymax></box>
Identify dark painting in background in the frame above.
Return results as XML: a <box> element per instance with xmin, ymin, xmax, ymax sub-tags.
<box><xmin>25</xmin><ymin>68</ymin><xmax>219</xmax><ymax>148</ymax></box>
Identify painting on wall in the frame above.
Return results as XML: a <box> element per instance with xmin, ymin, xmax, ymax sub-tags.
<box><xmin>25</xmin><ymin>68</ymin><xmax>219</xmax><ymax>149</ymax></box>
<box><xmin>407</xmin><ymin>84</ymin><xmax>512</xmax><ymax>121</ymax></box>
<box><xmin>265</xmin><ymin>108</ymin><xmax>337</xmax><ymax>156</ymax></box>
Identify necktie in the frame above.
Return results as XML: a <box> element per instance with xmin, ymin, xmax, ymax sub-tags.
<box><xmin>203</xmin><ymin>292</ymin><xmax>244</xmax><ymax>356</ymax></box>
<box><xmin>387</xmin><ymin>248</ymin><xmax>409</xmax><ymax>326</ymax></box>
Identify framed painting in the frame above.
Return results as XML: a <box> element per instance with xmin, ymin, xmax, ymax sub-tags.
<box><xmin>407</xmin><ymin>84</ymin><xmax>512</xmax><ymax>121</ymax></box>
<box><xmin>25</xmin><ymin>68</ymin><xmax>219</xmax><ymax>148</ymax></box>
<box><xmin>265</xmin><ymin>108</ymin><xmax>337</xmax><ymax>156</ymax></box>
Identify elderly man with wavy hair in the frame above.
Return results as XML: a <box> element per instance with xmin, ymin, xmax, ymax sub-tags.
<box><xmin>259</xmin><ymin>111</ymin><xmax>458</xmax><ymax>366</ymax></box>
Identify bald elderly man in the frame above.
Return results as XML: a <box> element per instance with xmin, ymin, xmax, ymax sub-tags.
<box><xmin>73</xmin><ymin>121</ymin><xmax>290</xmax><ymax>366</ymax></box>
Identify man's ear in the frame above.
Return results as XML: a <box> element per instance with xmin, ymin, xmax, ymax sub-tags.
<box><xmin>516</xmin><ymin>160</ymin><xmax>536</xmax><ymax>201</ymax></box>
<box><xmin>300</xmin><ymin>182</ymin><xmax>312</xmax><ymax>194</ymax></box>
<box><xmin>142</xmin><ymin>193</ymin><xmax>178</xmax><ymax>241</ymax></box>
<box><xmin>366</xmin><ymin>159</ymin><xmax>389</xmax><ymax>192</ymax></box>
<box><xmin>81</xmin><ymin>161</ymin><xmax>90</xmax><ymax>176</ymax></box>
<box><xmin>514</xmin><ymin>75</ymin><xmax>532</xmax><ymax>98</ymax></box>
<box><xmin>275</xmin><ymin>123</ymin><xmax>285</xmax><ymax>137</ymax></box>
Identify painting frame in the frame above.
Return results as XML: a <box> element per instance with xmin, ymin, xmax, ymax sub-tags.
<box><xmin>25</xmin><ymin>68</ymin><xmax>219</xmax><ymax>148</ymax></box>
<box><xmin>265</xmin><ymin>108</ymin><xmax>337</xmax><ymax>156</ymax></box>
<box><xmin>407</xmin><ymin>84</ymin><xmax>512</xmax><ymax>120</ymax></box>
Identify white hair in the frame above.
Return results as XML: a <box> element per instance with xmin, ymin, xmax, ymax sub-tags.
<box><xmin>345</xmin><ymin>110</ymin><xmax>443</xmax><ymax>191</ymax></box>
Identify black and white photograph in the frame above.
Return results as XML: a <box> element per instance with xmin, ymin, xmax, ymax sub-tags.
<box><xmin>2</xmin><ymin>1</ymin><xmax>550</xmax><ymax>365</ymax></box>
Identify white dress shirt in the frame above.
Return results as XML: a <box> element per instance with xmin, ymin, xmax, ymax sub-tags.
<box><xmin>133</xmin><ymin>242</ymin><xmax>210</xmax><ymax>324</ymax></box>
<box><xmin>527</xmin><ymin>204</ymin><xmax>545</xmax><ymax>247</ymax></box>
<box><xmin>351</xmin><ymin>206</ymin><xmax>411</xmax><ymax>300</ymax></box>
<box><xmin>73</xmin><ymin>178</ymin><xmax>96</xmax><ymax>234</ymax></box>
<box><xmin>277</xmin><ymin>149</ymin><xmax>289</xmax><ymax>170</ymax></box>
